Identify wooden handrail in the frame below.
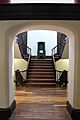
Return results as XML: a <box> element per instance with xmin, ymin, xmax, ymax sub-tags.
<box><xmin>27</xmin><ymin>46</ymin><xmax>31</xmax><ymax>50</ymax></box>
<box><xmin>56</xmin><ymin>70</ymin><xmax>63</xmax><ymax>72</ymax></box>
<box><xmin>19</xmin><ymin>70</ymin><xmax>27</xmax><ymax>73</ymax></box>
<box><xmin>56</xmin><ymin>70</ymin><xmax>68</xmax><ymax>72</ymax></box>
<box><xmin>51</xmin><ymin>37</ymin><xmax>68</xmax><ymax>56</ymax></box>
<box><xmin>52</xmin><ymin>36</ymin><xmax>68</xmax><ymax>51</ymax></box>
<box><xmin>52</xmin><ymin>43</ymin><xmax>61</xmax><ymax>51</ymax></box>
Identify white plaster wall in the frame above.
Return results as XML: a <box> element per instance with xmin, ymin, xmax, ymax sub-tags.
<box><xmin>56</xmin><ymin>59</ymin><xmax>69</xmax><ymax>71</ymax></box>
<box><xmin>14</xmin><ymin>40</ymin><xmax>22</xmax><ymax>58</ymax></box>
<box><xmin>72</xmin><ymin>29</ymin><xmax>80</xmax><ymax>109</ymax></box>
<box><xmin>68</xmin><ymin>35</ymin><xmax>75</xmax><ymax>107</ymax></box>
<box><xmin>8</xmin><ymin>37</ymin><xmax>14</xmax><ymax>106</ymax></box>
<box><xmin>14</xmin><ymin>59</ymin><xmax>28</xmax><ymax>71</ymax></box>
<box><xmin>62</xmin><ymin>43</ymin><xmax>69</xmax><ymax>59</ymax></box>
<box><xmin>0</xmin><ymin>30</ymin><xmax>9</xmax><ymax>108</ymax></box>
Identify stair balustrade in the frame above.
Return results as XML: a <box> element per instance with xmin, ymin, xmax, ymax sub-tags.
<box><xmin>52</xmin><ymin>37</ymin><xmax>69</xmax><ymax>62</ymax></box>
<box><xmin>15</xmin><ymin>33</ymin><xmax>32</xmax><ymax>83</ymax></box>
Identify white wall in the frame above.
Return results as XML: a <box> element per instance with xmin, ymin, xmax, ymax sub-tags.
<box><xmin>28</xmin><ymin>30</ymin><xmax>57</xmax><ymax>56</ymax></box>
<box><xmin>62</xmin><ymin>43</ymin><xmax>69</xmax><ymax>59</ymax></box>
<box><xmin>56</xmin><ymin>59</ymin><xmax>69</xmax><ymax>71</ymax></box>
<box><xmin>14</xmin><ymin>40</ymin><xmax>22</xmax><ymax>58</ymax></box>
<box><xmin>14</xmin><ymin>59</ymin><xmax>28</xmax><ymax>71</ymax></box>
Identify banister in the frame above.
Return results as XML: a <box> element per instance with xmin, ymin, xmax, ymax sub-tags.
<box><xmin>52</xmin><ymin>37</ymin><xmax>68</xmax><ymax>55</ymax></box>
<box><xmin>52</xmin><ymin>36</ymin><xmax>68</xmax><ymax>52</ymax></box>
<box><xmin>56</xmin><ymin>70</ymin><xmax>63</xmax><ymax>72</ymax></box>
<box><xmin>19</xmin><ymin>70</ymin><xmax>27</xmax><ymax>73</ymax></box>
<box><xmin>27</xmin><ymin>46</ymin><xmax>31</xmax><ymax>50</ymax></box>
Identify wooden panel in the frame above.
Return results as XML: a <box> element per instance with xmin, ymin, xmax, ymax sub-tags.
<box><xmin>0</xmin><ymin>4</ymin><xmax>80</xmax><ymax>20</ymax></box>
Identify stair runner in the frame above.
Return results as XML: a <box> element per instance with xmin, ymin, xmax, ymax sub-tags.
<box><xmin>27</xmin><ymin>57</ymin><xmax>56</xmax><ymax>87</ymax></box>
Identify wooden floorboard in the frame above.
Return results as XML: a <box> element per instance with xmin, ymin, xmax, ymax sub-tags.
<box><xmin>9</xmin><ymin>86</ymin><xmax>72</xmax><ymax>120</ymax></box>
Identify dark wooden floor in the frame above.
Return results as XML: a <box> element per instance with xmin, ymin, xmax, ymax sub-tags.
<box><xmin>9</xmin><ymin>86</ymin><xmax>72</xmax><ymax>120</ymax></box>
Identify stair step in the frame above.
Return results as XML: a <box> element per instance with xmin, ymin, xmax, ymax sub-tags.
<box><xmin>27</xmin><ymin>82</ymin><xmax>56</xmax><ymax>87</ymax></box>
<box><xmin>28</xmin><ymin>79</ymin><xmax>56</xmax><ymax>82</ymax></box>
<box><xmin>30</xmin><ymin>63</ymin><xmax>53</xmax><ymax>66</ymax></box>
<box><xmin>28</xmin><ymin>75</ymin><xmax>55</xmax><ymax>79</ymax></box>
<box><xmin>31</xmin><ymin>58</ymin><xmax>52</xmax><ymax>60</ymax></box>
<box><xmin>31</xmin><ymin>56</ymin><xmax>52</xmax><ymax>59</ymax></box>
<box><xmin>30</xmin><ymin>60</ymin><xmax>52</xmax><ymax>63</ymax></box>
<box><xmin>29</xmin><ymin>69</ymin><xmax>55</xmax><ymax>72</ymax></box>
<box><xmin>29</xmin><ymin>66</ymin><xmax>54</xmax><ymax>69</ymax></box>
<box><xmin>28</xmin><ymin>72</ymin><xmax>55</xmax><ymax>75</ymax></box>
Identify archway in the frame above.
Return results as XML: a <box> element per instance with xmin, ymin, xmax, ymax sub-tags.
<box><xmin>10</xmin><ymin>21</ymin><xmax>75</xmax><ymax>103</ymax></box>
<box><xmin>0</xmin><ymin>20</ymin><xmax>78</xmax><ymax>119</ymax></box>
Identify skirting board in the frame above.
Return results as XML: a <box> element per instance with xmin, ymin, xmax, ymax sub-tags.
<box><xmin>0</xmin><ymin>100</ymin><xmax>16</xmax><ymax>119</ymax></box>
<box><xmin>66</xmin><ymin>101</ymin><xmax>80</xmax><ymax>120</ymax></box>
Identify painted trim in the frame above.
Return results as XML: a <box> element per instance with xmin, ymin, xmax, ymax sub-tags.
<box><xmin>66</xmin><ymin>101</ymin><xmax>80</xmax><ymax>120</ymax></box>
<box><xmin>0</xmin><ymin>100</ymin><xmax>16</xmax><ymax>119</ymax></box>
<box><xmin>0</xmin><ymin>4</ymin><xmax>80</xmax><ymax>20</ymax></box>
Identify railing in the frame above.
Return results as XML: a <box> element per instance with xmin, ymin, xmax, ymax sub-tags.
<box><xmin>14</xmin><ymin>69</ymin><xmax>28</xmax><ymax>86</ymax></box>
<box><xmin>56</xmin><ymin>70</ymin><xmax>63</xmax><ymax>81</ymax></box>
<box><xmin>19</xmin><ymin>69</ymin><xmax>28</xmax><ymax>81</ymax></box>
<box><xmin>16</xmin><ymin>35</ymin><xmax>31</xmax><ymax>61</ymax></box>
<box><xmin>51</xmin><ymin>37</ymin><xmax>69</xmax><ymax>61</ymax></box>
<box><xmin>19</xmin><ymin>44</ymin><xmax>31</xmax><ymax>79</ymax></box>
<box><xmin>15</xmin><ymin>34</ymin><xmax>32</xmax><ymax>80</ymax></box>
<box><xmin>56</xmin><ymin>70</ymin><xmax>68</xmax><ymax>87</ymax></box>
<box><xmin>27</xmin><ymin>46</ymin><xmax>31</xmax><ymax>79</ymax></box>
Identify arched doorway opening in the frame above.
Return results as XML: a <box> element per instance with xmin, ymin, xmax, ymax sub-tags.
<box><xmin>2</xmin><ymin>20</ymin><xmax>77</xmax><ymax>119</ymax></box>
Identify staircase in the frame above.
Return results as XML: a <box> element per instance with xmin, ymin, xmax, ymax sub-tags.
<box><xmin>27</xmin><ymin>56</ymin><xmax>56</xmax><ymax>87</ymax></box>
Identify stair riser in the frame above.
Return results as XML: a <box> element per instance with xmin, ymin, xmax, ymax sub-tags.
<box><xmin>30</xmin><ymin>63</ymin><xmax>53</xmax><ymax>66</ymax></box>
<box><xmin>27</xmin><ymin>83</ymin><xmax>56</xmax><ymax>87</ymax></box>
<box><xmin>29</xmin><ymin>69</ymin><xmax>55</xmax><ymax>72</ymax></box>
<box><xmin>28</xmin><ymin>74</ymin><xmax>55</xmax><ymax>77</ymax></box>
<box><xmin>28</xmin><ymin>81</ymin><xmax>55</xmax><ymax>83</ymax></box>
<box><xmin>30</xmin><ymin>61</ymin><xmax>52</xmax><ymax>63</ymax></box>
<box><xmin>28</xmin><ymin>72</ymin><xmax>55</xmax><ymax>75</ymax></box>
<box><xmin>29</xmin><ymin>67</ymin><xmax>54</xmax><ymax>69</ymax></box>
<box><xmin>28</xmin><ymin>77</ymin><xmax>55</xmax><ymax>79</ymax></box>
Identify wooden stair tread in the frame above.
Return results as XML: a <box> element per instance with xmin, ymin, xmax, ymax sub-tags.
<box><xmin>28</xmin><ymin>76</ymin><xmax>55</xmax><ymax>79</ymax></box>
<box><xmin>31</xmin><ymin>59</ymin><xmax>52</xmax><ymax>60</ymax></box>
<box><xmin>30</xmin><ymin>66</ymin><xmax>54</xmax><ymax>69</ymax></box>
<box><xmin>30</xmin><ymin>63</ymin><xmax>53</xmax><ymax>66</ymax></box>
<box><xmin>27</xmin><ymin>56</ymin><xmax>56</xmax><ymax>86</ymax></box>
<box><xmin>28</xmin><ymin>71</ymin><xmax>55</xmax><ymax>73</ymax></box>
<box><xmin>28</xmin><ymin>78</ymin><xmax>56</xmax><ymax>81</ymax></box>
<box><xmin>28</xmin><ymin>74</ymin><xmax>55</xmax><ymax>77</ymax></box>
<box><xmin>29</xmin><ymin>69</ymin><xmax>55</xmax><ymax>72</ymax></box>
